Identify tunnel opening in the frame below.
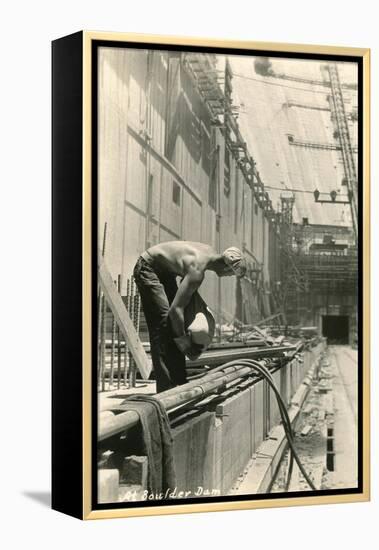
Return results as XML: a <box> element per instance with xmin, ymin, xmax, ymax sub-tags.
<box><xmin>322</xmin><ymin>315</ymin><xmax>349</xmax><ymax>344</ymax></box>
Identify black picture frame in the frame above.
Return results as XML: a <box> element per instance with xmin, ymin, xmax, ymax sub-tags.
<box><xmin>52</xmin><ymin>31</ymin><xmax>370</xmax><ymax>520</ymax></box>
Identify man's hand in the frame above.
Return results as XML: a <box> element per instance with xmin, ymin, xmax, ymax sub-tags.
<box><xmin>173</xmin><ymin>334</ymin><xmax>204</xmax><ymax>360</ymax></box>
<box><xmin>168</xmin><ymin>263</ymin><xmax>205</xmax><ymax>337</ymax></box>
<box><xmin>173</xmin><ymin>334</ymin><xmax>192</xmax><ymax>354</ymax></box>
<box><xmin>186</xmin><ymin>343</ymin><xmax>204</xmax><ymax>361</ymax></box>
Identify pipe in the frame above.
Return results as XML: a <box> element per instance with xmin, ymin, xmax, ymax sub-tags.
<box><xmin>98</xmin><ymin>353</ymin><xmax>315</xmax><ymax>491</ymax></box>
<box><xmin>99</xmin><ymin>359</ymin><xmax>266</xmax><ymax>441</ymax></box>
<box><xmin>186</xmin><ymin>344</ymin><xmax>297</xmax><ymax>367</ymax></box>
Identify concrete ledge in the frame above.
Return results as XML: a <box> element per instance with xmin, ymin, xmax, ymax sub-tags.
<box><xmin>232</xmin><ymin>361</ymin><xmax>319</xmax><ymax>495</ymax></box>
<box><xmin>98</xmin><ymin>344</ymin><xmax>326</xmax><ymax>502</ymax></box>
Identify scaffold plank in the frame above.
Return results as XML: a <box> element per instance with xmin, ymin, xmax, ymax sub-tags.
<box><xmin>99</xmin><ymin>259</ymin><xmax>151</xmax><ymax>380</ymax></box>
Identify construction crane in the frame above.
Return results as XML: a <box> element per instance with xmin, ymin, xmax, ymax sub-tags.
<box><xmin>327</xmin><ymin>63</ymin><xmax>358</xmax><ymax>240</ymax></box>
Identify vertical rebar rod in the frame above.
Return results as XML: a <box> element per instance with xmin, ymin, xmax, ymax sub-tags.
<box><xmin>130</xmin><ymin>289</ymin><xmax>140</xmax><ymax>387</ymax></box>
<box><xmin>102</xmin><ymin>222</ymin><xmax>108</xmax><ymax>257</ymax></box>
<box><xmin>136</xmin><ymin>290</ymin><xmax>141</xmax><ymax>379</ymax></box>
<box><xmin>100</xmin><ymin>295</ymin><xmax>106</xmax><ymax>392</ymax></box>
<box><xmin>109</xmin><ymin>280</ymin><xmax>117</xmax><ymax>388</ymax></box>
<box><xmin>129</xmin><ymin>277</ymin><xmax>136</xmax><ymax>387</ymax></box>
<box><xmin>117</xmin><ymin>274</ymin><xmax>122</xmax><ymax>390</ymax></box>
<box><xmin>98</xmin><ymin>222</ymin><xmax>108</xmax><ymax>303</ymax></box>
<box><xmin>135</xmin><ymin>290</ymin><xmax>141</xmax><ymax>336</ymax></box>
<box><xmin>97</xmin><ymin>291</ymin><xmax>103</xmax><ymax>386</ymax></box>
<box><xmin>124</xmin><ymin>278</ymin><xmax>131</xmax><ymax>386</ymax></box>
<box><xmin>98</xmin><ymin>221</ymin><xmax>108</xmax><ymax>390</ymax></box>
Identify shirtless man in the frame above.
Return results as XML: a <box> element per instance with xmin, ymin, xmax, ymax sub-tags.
<box><xmin>133</xmin><ymin>241</ymin><xmax>246</xmax><ymax>393</ymax></box>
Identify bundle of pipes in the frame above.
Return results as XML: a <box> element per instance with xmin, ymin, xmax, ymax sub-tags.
<box><xmin>208</xmin><ymin>339</ymin><xmax>267</xmax><ymax>349</ymax></box>
<box><xmin>99</xmin><ymin>363</ymin><xmax>257</xmax><ymax>441</ymax></box>
<box><xmin>141</xmin><ymin>338</ymin><xmax>267</xmax><ymax>355</ymax></box>
<box><xmin>99</xmin><ymin>344</ymin><xmax>298</xmax><ymax>442</ymax></box>
<box><xmin>186</xmin><ymin>343</ymin><xmax>297</xmax><ymax>368</ymax></box>
<box><xmin>99</xmin><ymin>347</ymin><xmax>316</xmax><ymax>491</ymax></box>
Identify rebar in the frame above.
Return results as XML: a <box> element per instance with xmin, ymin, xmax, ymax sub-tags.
<box><xmin>124</xmin><ymin>278</ymin><xmax>131</xmax><ymax>386</ymax></box>
<box><xmin>117</xmin><ymin>274</ymin><xmax>122</xmax><ymax>390</ymax></box>
<box><xmin>128</xmin><ymin>277</ymin><xmax>136</xmax><ymax>388</ymax></box>
<box><xmin>109</xmin><ymin>280</ymin><xmax>117</xmax><ymax>388</ymax></box>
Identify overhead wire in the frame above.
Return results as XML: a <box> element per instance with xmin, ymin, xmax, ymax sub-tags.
<box><xmin>264</xmin><ymin>185</ymin><xmax>317</xmax><ymax>194</ymax></box>
<box><xmin>232</xmin><ymin>73</ymin><xmax>331</xmax><ymax>95</ymax></box>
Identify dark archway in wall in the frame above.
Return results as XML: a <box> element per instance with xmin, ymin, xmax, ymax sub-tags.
<box><xmin>322</xmin><ymin>315</ymin><xmax>349</xmax><ymax>344</ymax></box>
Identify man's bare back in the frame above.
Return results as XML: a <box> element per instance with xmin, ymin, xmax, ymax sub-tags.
<box><xmin>145</xmin><ymin>241</ymin><xmax>219</xmax><ymax>278</ymax></box>
<box><xmin>144</xmin><ymin>241</ymin><xmax>244</xmax><ymax>338</ymax></box>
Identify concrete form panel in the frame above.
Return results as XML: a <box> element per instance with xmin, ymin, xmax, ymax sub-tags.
<box><xmin>125</xmin><ymin>136</ymin><xmax>147</xmax><ymax>212</ymax></box>
<box><xmin>249</xmin><ymin>385</ymin><xmax>255</xmax><ymax>457</ymax></box>
<box><xmin>253</xmin><ymin>380</ymin><xmax>265</xmax><ymax>451</ymax></box>
<box><xmin>172</xmin><ymin>411</ymin><xmax>216</xmax><ymax>496</ymax></box>
<box><xmin>212</xmin><ymin>417</ymin><xmax>223</xmax><ymax>493</ymax></box>
<box><xmin>122</xmin><ymin>208</ymin><xmax>146</xmax><ymax>279</ymax></box>
<box><xmin>182</xmin><ymin>193</ymin><xmax>202</xmax><ymax>242</ymax></box>
<box><xmin>216</xmin><ymin>387</ymin><xmax>252</xmax><ymax>494</ymax></box>
<box><xmin>269</xmin><ymin>370</ymin><xmax>282</xmax><ymax>429</ymax></box>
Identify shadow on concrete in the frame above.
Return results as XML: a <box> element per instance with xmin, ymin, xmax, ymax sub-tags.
<box><xmin>22</xmin><ymin>491</ymin><xmax>51</xmax><ymax>508</ymax></box>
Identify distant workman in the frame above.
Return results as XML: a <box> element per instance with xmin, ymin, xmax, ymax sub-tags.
<box><xmin>133</xmin><ymin>241</ymin><xmax>247</xmax><ymax>393</ymax></box>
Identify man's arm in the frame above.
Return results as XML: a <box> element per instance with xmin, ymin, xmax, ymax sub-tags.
<box><xmin>168</xmin><ymin>264</ymin><xmax>204</xmax><ymax>337</ymax></box>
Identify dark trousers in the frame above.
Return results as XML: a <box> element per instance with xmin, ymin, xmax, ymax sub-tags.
<box><xmin>133</xmin><ymin>256</ymin><xmax>187</xmax><ymax>393</ymax></box>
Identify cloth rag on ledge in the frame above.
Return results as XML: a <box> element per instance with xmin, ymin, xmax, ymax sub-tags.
<box><xmin>119</xmin><ymin>395</ymin><xmax>176</xmax><ymax>494</ymax></box>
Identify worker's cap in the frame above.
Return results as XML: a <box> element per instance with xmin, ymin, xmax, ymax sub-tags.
<box><xmin>222</xmin><ymin>247</ymin><xmax>247</xmax><ymax>278</ymax></box>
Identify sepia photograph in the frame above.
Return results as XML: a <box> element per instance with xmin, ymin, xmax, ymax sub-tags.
<box><xmin>95</xmin><ymin>43</ymin><xmax>362</xmax><ymax>508</ymax></box>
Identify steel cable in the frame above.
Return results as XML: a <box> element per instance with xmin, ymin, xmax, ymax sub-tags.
<box><xmin>235</xmin><ymin>359</ymin><xmax>316</xmax><ymax>491</ymax></box>
<box><xmin>205</xmin><ymin>357</ymin><xmax>315</xmax><ymax>490</ymax></box>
